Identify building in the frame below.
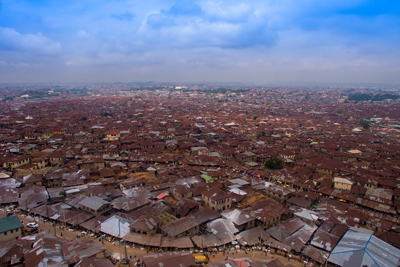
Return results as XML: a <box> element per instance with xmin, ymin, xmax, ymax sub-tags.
<box><xmin>79</xmin><ymin>196</ymin><xmax>111</xmax><ymax>216</ymax></box>
<box><xmin>0</xmin><ymin>215</ymin><xmax>23</xmax><ymax>243</ymax></box>
<box><xmin>333</xmin><ymin>177</ymin><xmax>353</xmax><ymax>191</ymax></box>
<box><xmin>329</xmin><ymin>230</ymin><xmax>400</xmax><ymax>267</ymax></box>
<box><xmin>201</xmin><ymin>189</ymin><xmax>232</xmax><ymax>212</ymax></box>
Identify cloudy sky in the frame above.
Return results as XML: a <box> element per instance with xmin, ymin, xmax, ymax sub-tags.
<box><xmin>0</xmin><ymin>0</ymin><xmax>399</xmax><ymax>84</ymax></box>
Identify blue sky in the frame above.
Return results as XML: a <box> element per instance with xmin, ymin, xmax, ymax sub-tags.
<box><xmin>0</xmin><ymin>0</ymin><xmax>399</xmax><ymax>84</ymax></box>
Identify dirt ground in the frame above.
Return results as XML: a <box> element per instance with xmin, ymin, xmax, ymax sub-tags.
<box><xmin>1</xmin><ymin>210</ymin><xmax>307</xmax><ymax>267</ymax></box>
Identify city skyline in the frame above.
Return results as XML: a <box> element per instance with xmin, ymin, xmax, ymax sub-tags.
<box><xmin>1</xmin><ymin>0</ymin><xmax>399</xmax><ymax>85</ymax></box>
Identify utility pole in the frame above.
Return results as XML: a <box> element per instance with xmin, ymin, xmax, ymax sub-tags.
<box><xmin>46</xmin><ymin>200</ymin><xmax>56</xmax><ymax>236</ymax></box>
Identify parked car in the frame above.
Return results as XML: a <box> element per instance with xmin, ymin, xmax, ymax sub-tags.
<box><xmin>26</xmin><ymin>222</ymin><xmax>39</xmax><ymax>228</ymax></box>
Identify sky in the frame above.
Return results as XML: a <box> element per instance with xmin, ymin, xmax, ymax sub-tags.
<box><xmin>0</xmin><ymin>0</ymin><xmax>400</xmax><ymax>85</ymax></box>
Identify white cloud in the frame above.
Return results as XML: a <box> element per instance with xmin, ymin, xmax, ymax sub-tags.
<box><xmin>0</xmin><ymin>27</ymin><xmax>62</xmax><ymax>55</ymax></box>
<box><xmin>77</xmin><ymin>30</ymin><xmax>88</xmax><ymax>37</ymax></box>
<box><xmin>140</xmin><ymin>1</ymin><xmax>277</xmax><ymax>49</ymax></box>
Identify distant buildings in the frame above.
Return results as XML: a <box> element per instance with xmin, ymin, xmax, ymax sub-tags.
<box><xmin>0</xmin><ymin>84</ymin><xmax>400</xmax><ymax>265</ymax></box>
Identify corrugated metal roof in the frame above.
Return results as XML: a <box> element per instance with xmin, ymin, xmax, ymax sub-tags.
<box><xmin>79</xmin><ymin>196</ymin><xmax>109</xmax><ymax>210</ymax></box>
<box><xmin>235</xmin><ymin>227</ymin><xmax>270</xmax><ymax>246</ymax></box>
<box><xmin>100</xmin><ymin>215</ymin><xmax>132</xmax><ymax>238</ymax></box>
<box><xmin>221</xmin><ymin>209</ymin><xmax>255</xmax><ymax>226</ymax></box>
<box><xmin>160</xmin><ymin>236</ymin><xmax>194</xmax><ymax>248</ymax></box>
<box><xmin>124</xmin><ymin>232</ymin><xmax>162</xmax><ymax>247</ymax></box>
<box><xmin>141</xmin><ymin>252</ymin><xmax>195</xmax><ymax>267</ymax></box>
<box><xmin>311</xmin><ymin>229</ymin><xmax>340</xmax><ymax>252</ymax></box>
<box><xmin>329</xmin><ymin>230</ymin><xmax>400</xmax><ymax>267</ymax></box>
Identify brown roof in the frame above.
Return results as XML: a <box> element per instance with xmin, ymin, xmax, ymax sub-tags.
<box><xmin>161</xmin><ymin>217</ymin><xmax>200</xmax><ymax>237</ymax></box>
<box><xmin>75</xmin><ymin>258</ymin><xmax>114</xmax><ymax>267</ymax></box>
<box><xmin>141</xmin><ymin>252</ymin><xmax>195</xmax><ymax>267</ymax></box>
<box><xmin>130</xmin><ymin>215</ymin><xmax>159</xmax><ymax>232</ymax></box>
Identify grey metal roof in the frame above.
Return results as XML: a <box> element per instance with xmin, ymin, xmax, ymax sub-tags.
<box><xmin>79</xmin><ymin>196</ymin><xmax>109</xmax><ymax>210</ymax></box>
<box><xmin>283</xmin><ymin>223</ymin><xmax>317</xmax><ymax>252</ymax></box>
<box><xmin>221</xmin><ymin>209</ymin><xmax>255</xmax><ymax>226</ymax></box>
<box><xmin>329</xmin><ymin>230</ymin><xmax>400</xmax><ymax>267</ymax></box>
<box><xmin>310</xmin><ymin>229</ymin><xmax>340</xmax><ymax>252</ymax></box>
<box><xmin>266</xmin><ymin>217</ymin><xmax>305</xmax><ymax>242</ymax></box>
<box><xmin>100</xmin><ymin>215</ymin><xmax>133</xmax><ymax>238</ymax></box>
<box><xmin>235</xmin><ymin>227</ymin><xmax>270</xmax><ymax>246</ymax></box>
<box><xmin>229</xmin><ymin>178</ymin><xmax>250</xmax><ymax>186</ymax></box>
<box><xmin>161</xmin><ymin>217</ymin><xmax>201</xmax><ymax>237</ymax></box>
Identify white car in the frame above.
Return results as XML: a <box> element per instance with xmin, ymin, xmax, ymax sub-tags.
<box><xmin>26</xmin><ymin>222</ymin><xmax>39</xmax><ymax>228</ymax></box>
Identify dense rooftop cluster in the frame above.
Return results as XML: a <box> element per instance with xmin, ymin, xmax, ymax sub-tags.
<box><xmin>0</xmin><ymin>84</ymin><xmax>400</xmax><ymax>266</ymax></box>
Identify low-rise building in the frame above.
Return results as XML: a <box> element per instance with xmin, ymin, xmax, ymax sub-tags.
<box><xmin>79</xmin><ymin>196</ymin><xmax>111</xmax><ymax>216</ymax></box>
<box><xmin>201</xmin><ymin>189</ymin><xmax>232</xmax><ymax>212</ymax></box>
<box><xmin>0</xmin><ymin>215</ymin><xmax>23</xmax><ymax>243</ymax></box>
<box><xmin>333</xmin><ymin>177</ymin><xmax>353</xmax><ymax>191</ymax></box>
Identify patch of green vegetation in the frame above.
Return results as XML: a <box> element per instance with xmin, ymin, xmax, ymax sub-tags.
<box><xmin>264</xmin><ymin>157</ymin><xmax>284</xmax><ymax>170</ymax></box>
<box><xmin>348</xmin><ymin>93</ymin><xmax>400</xmax><ymax>102</ymax></box>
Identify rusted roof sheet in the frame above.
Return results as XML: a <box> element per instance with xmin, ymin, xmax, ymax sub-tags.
<box><xmin>235</xmin><ymin>227</ymin><xmax>271</xmax><ymax>246</ymax></box>
<box><xmin>31</xmin><ymin>203</ymin><xmax>72</xmax><ymax>220</ymax></box>
<box><xmin>0</xmin><ymin>239</ymin><xmax>33</xmax><ymax>266</ymax></box>
<box><xmin>79</xmin><ymin>215</ymin><xmax>108</xmax><ymax>233</ymax></box>
<box><xmin>61</xmin><ymin>238</ymin><xmax>107</xmax><ymax>265</ymax></box>
<box><xmin>356</xmin><ymin>198</ymin><xmax>396</xmax><ymax>214</ymax></box>
<box><xmin>24</xmin><ymin>233</ymin><xmax>68</xmax><ymax>267</ymax></box>
<box><xmin>57</xmin><ymin>210</ymin><xmax>94</xmax><ymax>226</ymax></box>
<box><xmin>161</xmin><ymin>217</ymin><xmax>200</xmax><ymax>238</ymax></box>
<box><xmin>74</xmin><ymin>258</ymin><xmax>115</xmax><ymax>267</ymax></box>
<box><xmin>124</xmin><ymin>233</ymin><xmax>162</xmax><ymax>247</ymax></box>
<box><xmin>0</xmin><ymin>187</ymin><xmax>19</xmax><ymax>205</ymax></box>
<box><xmin>111</xmin><ymin>196</ymin><xmax>150</xmax><ymax>212</ymax></box>
<box><xmin>266</xmin><ymin>218</ymin><xmax>305</xmax><ymax>242</ymax></box>
<box><xmin>310</xmin><ymin>229</ymin><xmax>340</xmax><ymax>252</ymax></box>
<box><xmin>64</xmin><ymin>195</ymin><xmax>88</xmax><ymax>209</ymax></box>
<box><xmin>130</xmin><ymin>215</ymin><xmax>159</xmax><ymax>232</ymax></box>
<box><xmin>303</xmin><ymin>245</ymin><xmax>329</xmax><ymax>264</ymax></box>
<box><xmin>18</xmin><ymin>185</ymin><xmax>48</xmax><ymax>210</ymax></box>
<box><xmin>191</xmin><ymin>234</ymin><xmax>221</xmax><ymax>248</ymax></box>
<box><xmin>286</xmin><ymin>197</ymin><xmax>312</xmax><ymax>208</ymax></box>
<box><xmin>188</xmin><ymin>208</ymin><xmax>221</xmax><ymax>224</ymax></box>
<box><xmin>265</xmin><ymin>239</ymin><xmax>292</xmax><ymax>252</ymax></box>
<box><xmin>283</xmin><ymin>224</ymin><xmax>317</xmax><ymax>252</ymax></box>
<box><xmin>141</xmin><ymin>252</ymin><xmax>195</xmax><ymax>267</ymax></box>
<box><xmin>160</xmin><ymin>236</ymin><xmax>194</xmax><ymax>248</ymax></box>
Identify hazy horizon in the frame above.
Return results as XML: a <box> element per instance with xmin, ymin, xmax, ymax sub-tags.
<box><xmin>1</xmin><ymin>1</ymin><xmax>400</xmax><ymax>85</ymax></box>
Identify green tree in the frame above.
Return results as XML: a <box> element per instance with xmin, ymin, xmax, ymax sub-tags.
<box><xmin>264</xmin><ymin>157</ymin><xmax>284</xmax><ymax>170</ymax></box>
<box><xmin>360</xmin><ymin>119</ymin><xmax>370</xmax><ymax>129</ymax></box>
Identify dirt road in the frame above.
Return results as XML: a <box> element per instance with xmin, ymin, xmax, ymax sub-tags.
<box><xmin>1</xmin><ymin>210</ymin><xmax>306</xmax><ymax>266</ymax></box>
